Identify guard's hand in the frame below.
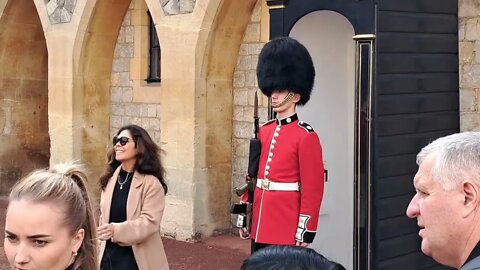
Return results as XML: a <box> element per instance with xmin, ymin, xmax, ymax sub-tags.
<box><xmin>239</xmin><ymin>228</ymin><xmax>250</xmax><ymax>240</ymax></box>
<box><xmin>296</xmin><ymin>241</ymin><xmax>309</xmax><ymax>247</ymax></box>
<box><xmin>97</xmin><ymin>223</ymin><xmax>114</xmax><ymax>241</ymax></box>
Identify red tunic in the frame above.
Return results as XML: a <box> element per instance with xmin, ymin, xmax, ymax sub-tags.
<box><xmin>250</xmin><ymin>113</ymin><xmax>325</xmax><ymax>245</ymax></box>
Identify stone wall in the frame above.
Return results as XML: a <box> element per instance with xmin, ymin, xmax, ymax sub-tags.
<box><xmin>0</xmin><ymin>0</ymin><xmax>260</xmax><ymax>240</ymax></box>
<box><xmin>0</xmin><ymin>0</ymin><xmax>49</xmax><ymax>195</ymax></box>
<box><xmin>110</xmin><ymin>0</ymin><xmax>161</xmax><ymax>143</ymax></box>
<box><xmin>161</xmin><ymin>0</ymin><xmax>195</xmax><ymax>15</ymax></box>
<box><xmin>105</xmin><ymin>0</ymin><xmax>259</xmax><ymax>240</ymax></box>
<box><xmin>459</xmin><ymin>0</ymin><xmax>480</xmax><ymax>131</ymax></box>
<box><xmin>231</xmin><ymin>1</ymin><xmax>269</xmax><ymax>200</ymax></box>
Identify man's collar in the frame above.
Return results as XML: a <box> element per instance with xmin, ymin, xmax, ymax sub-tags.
<box><xmin>276</xmin><ymin>113</ymin><xmax>298</xmax><ymax>126</ymax></box>
<box><xmin>464</xmin><ymin>241</ymin><xmax>480</xmax><ymax>267</ymax></box>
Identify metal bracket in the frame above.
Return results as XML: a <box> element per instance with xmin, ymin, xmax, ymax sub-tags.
<box><xmin>265</xmin><ymin>0</ymin><xmax>288</xmax><ymax>9</ymax></box>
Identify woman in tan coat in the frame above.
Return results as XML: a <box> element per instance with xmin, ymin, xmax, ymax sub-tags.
<box><xmin>97</xmin><ymin>124</ymin><xmax>169</xmax><ymax>270</ymax></box>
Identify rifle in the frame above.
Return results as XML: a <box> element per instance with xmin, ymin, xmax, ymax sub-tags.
<box><xmin>230</xmin><ymin>91</ymin><xmax>261</xmax><ymax>239</ymax></box>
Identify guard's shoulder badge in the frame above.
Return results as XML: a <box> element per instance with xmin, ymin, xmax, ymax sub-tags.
<box><xmin>298</xmin><ymin>121</ymin><xmax>314</xmax><ymax>132</ymax></box>
<box><xmin>261</xmin><ymin>119</ymin><xmax>275</xmax><ymax>127</ymax></box>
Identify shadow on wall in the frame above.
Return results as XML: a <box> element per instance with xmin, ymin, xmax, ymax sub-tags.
<box><xmin>0</xmin><ymin>0</ymin><xmax>50</xmax><ymax>195</ymax></box>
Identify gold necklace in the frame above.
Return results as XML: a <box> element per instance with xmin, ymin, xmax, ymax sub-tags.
<box><xmin>117</xmin><ymin>172</ymin><xmax>131</xmax><ymax>190</ymax></box>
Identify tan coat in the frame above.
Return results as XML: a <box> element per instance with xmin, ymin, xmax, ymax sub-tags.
<box><xmin>98</xmin><ymin>167</ymin><xmax>169</xmax><ymax>270</ymax></box>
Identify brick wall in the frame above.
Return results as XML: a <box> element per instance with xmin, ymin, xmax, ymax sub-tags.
<box><xmin>231</xmin><ymin>1</ymin><xmax>269</xmax><ymax>197</ymax></box>
<box><xmin>110</xmin><ymin>1</ymin><xmax>161</xmax><ymax>142</ymax></box>
<box><xmin>459</xmin><ymin>0</ymin><xmax>480</xmax><ymax>131</ymax></box>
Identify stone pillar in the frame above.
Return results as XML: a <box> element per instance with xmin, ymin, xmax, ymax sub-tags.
<box><xmin>157</xmin><ymin>23</ymin><xmax>198</xmax><ymax>239</ymax></box>
<box><xmin>48</xmin><ymin>36</ymin><xmax>81</xmax><ymax>163</ymax></box>
<box><xmin>31</xmin><ymin>1</ymin><xmax>80</xmax><ymax>163</ymax></box>
<box><xmin>154</xmin><ymin>0</ymin><xmax>257</xmax><ymax>240</ymax></box>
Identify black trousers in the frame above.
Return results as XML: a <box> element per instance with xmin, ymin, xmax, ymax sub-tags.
<box><xmin>251</xmin><ymin>240</ymin><xmax>271</xmax><ymax>254</ymax></box>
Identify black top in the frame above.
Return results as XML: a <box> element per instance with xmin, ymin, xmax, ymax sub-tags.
<box><xmin>101</xmin><ymin>168</ymin><xmax>139</xmax><ymax>270</ymax></box>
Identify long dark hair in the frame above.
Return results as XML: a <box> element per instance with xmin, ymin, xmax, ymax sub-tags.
<box><xmin>99</xmin><ymin>124</ymin><xmax>167</xmax><ymax>194</ymax></box>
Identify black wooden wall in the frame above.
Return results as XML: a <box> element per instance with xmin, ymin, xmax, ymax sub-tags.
<box><xmin>373</xmin><ymin>0</ymin><xmax>459</xmax><ymax>269</ymax></box>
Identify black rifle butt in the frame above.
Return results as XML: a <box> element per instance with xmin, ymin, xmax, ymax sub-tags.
<box><xmin>247</xmin><ymin>138</ymin><xmax>261</xmax><ymax>178</ymax></box>
<box><xmin>230</xmin><ymin>203</ymin><xmax>247</xmax><ymax>214</ymax></box>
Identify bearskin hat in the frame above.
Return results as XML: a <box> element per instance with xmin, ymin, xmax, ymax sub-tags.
<box><xmin>256</xmin><ymin>37</ymin><xmax>315</xmax><ymax>106</ymax></box>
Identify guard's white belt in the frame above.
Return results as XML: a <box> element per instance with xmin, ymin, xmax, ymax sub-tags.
<box><xmin>256</xmin><ymin>178</ymin><xmax>300</xmax><ymax>191</ymax></box>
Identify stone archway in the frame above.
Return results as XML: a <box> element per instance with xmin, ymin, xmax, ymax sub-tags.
<box><xmin>60</xmin><ymin>0</ymin><xmax>256</xmax><ymax>240</ymax></box>
<box><xmin>75</xmin><ymin>0</ymin><xmax>133</xmax><ymax>181</ymax></box>
<box><xmin>0</xmin><ymin>0</ymin><xmax>7</xmax><ymax>18</ymax></box>
<box><xmin>0</xmin><ymin>0</ymin><xmax>49</xmax><ymax>194</ymax></box>
<box><xmin>142</xmin><ymin>0</ymin><xmax>257</xmax><ymax>239</ymax></box>
<box><xmin>194</xmin><ymin>0</ymin><xmax>258</xmax><ymax>237</ymax></box>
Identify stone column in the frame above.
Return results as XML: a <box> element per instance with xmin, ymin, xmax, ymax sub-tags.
<box><xmin>154</xmin><ymin>0</ymin><xmax>257</xmax><ymax>240</ymax></box>
<box><xmin>32</xmin><ymin>0</ymin><xmax>84</xmax><ymax>163</ymax></box>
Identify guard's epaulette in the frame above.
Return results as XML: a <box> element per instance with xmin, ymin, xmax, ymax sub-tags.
<box><xmin>261</xmin><ymin>119</ymin><xmax>275</xmax><ymax>127</ymax></box>
<box><xmin>298</xmin><ymin>121</ymin><xmax>314</xmax><ymax>132</ymax></box>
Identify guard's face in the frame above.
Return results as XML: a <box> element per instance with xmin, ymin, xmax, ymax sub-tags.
<box><xmin>270</xmin><ymin>90</ymin><xmax>300</xmax><ymax>114</ymax></box>
<box><xmin>406</xmin><ymin>154</ymin><xmax>464</xmax><ymax>265</ymax></box>
<box><xmin>4</xmin><ymin>200</ymin><xmax>83</xmax><ymax>270</ymax></box>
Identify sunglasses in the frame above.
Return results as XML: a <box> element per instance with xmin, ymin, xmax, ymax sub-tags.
<box><xmin>112</xmin><ymin>136</ymin><xmax>132</xmax><ymax>146</ymax></box>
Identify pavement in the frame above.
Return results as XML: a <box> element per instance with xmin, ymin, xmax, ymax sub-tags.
<box><xmin>0</xmin><ymin>196</ymin><xmax>250</xmax><ymax>270</ymax></box>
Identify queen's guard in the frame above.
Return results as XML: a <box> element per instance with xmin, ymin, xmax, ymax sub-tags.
<box><xmin>247</xmin><ymin>36</ymin><xmax>325</xmax><ymax>252</ymax></box>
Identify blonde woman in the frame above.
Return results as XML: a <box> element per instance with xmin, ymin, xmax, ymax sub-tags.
<box><xmin>3</xmin><ymin>162</ymin><xmax>98</xmax><ymax>270</ymax></box>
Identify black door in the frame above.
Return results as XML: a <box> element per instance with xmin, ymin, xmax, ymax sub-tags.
<box><xmin>374</xmin><ymin>1</ymin><xmax>458</xmax><ymax>269</ymax></box>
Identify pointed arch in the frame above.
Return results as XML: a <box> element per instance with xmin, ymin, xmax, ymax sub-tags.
<box><xmin>0</xmin><ymin>0</ymin><xmax>7</xmax><ymax>18</ymax></box>
<box><xmin>192</xmin><ymin>0</ymin><xmax>258</xmax><ymax>236</ymax></box>
<box><xmin>67</xmin><ymin>0</ymin><xmax>131</xmax><ymax>179</ymax></box>
<box><xmin>0</xmin><ymin>0</ymin><xmax>49</xmax><ymax>194</ymax></box>
<box><xmin>71</xmin><ymin>0</ymin><xmax>259</xmax><ymax>239</ymax></box>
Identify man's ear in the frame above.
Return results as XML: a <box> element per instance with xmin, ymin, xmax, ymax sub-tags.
<box><xmin>292</xmin><ymin>93</ymin><xmax>301</xmax><ymax>104</ymax></box>
<box><xmin>462</xmin><ymin>181</ymin><xmax>480</xmax><ymax>218</ymax></box>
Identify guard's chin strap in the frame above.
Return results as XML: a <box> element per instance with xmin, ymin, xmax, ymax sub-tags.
<box><xmin>271</xmin><ymin>91</ymin><xmax>295</xmax><ymax>108</ymax></box>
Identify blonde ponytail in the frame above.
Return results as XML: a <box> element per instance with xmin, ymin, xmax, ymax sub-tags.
<box><xmin>9</xmin><ymin>161</ymin><xmax>99</xmax><ymax>270</ymax></box>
